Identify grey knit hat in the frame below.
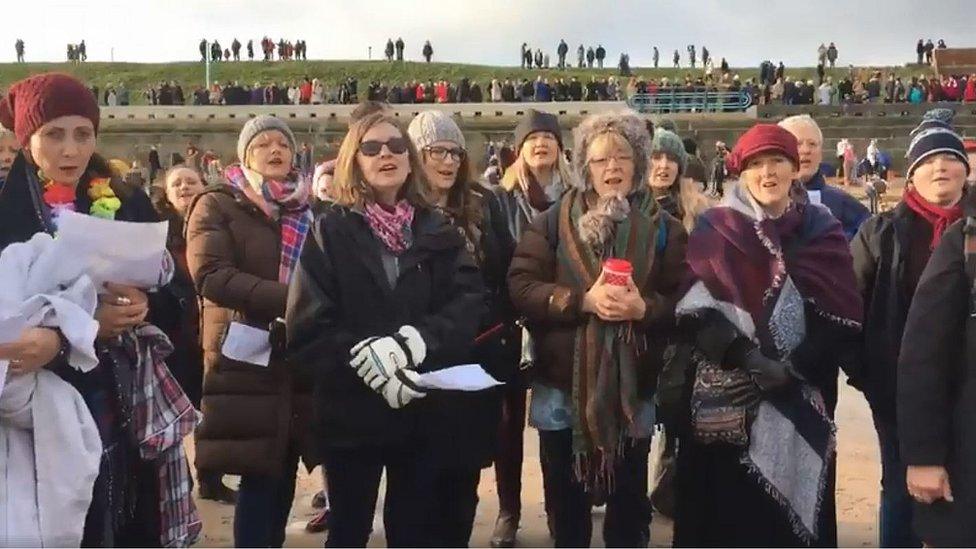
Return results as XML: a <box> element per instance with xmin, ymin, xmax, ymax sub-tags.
<box><xmin>407</xmin><ymin>110</ymin><xmax>466</xmax><ymax>151</ymax></box>
<box><xmin>572</xmin><ymin>111</ymin><xmax>652</xmax><ymax>192</ymax></box>
<box><xmin>650</xmin><ymin>129</ymin><xmax>689</xmax><ymax>178</ymax></box>
<box><xmin>237</xmin><ymin>115</ymin><xmax>297</xmax><ymax>164</ymax></box>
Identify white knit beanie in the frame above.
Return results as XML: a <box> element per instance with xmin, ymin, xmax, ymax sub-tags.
<box><xmin>407</xmin><ymin>110</ymin><xmax>466</xmax><ymax>151</ymax></box>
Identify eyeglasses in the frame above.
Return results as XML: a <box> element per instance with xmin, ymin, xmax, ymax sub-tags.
<box><xmin>359</xmin><ymin>138</ymin><xmax>409</xmax><ymax>157</ymax></box>
<box><xmin>588</xmin><ymin>155</ymin><xmax>634</xmax><ymax>168</ymax></box>
<box><xmin>424</xmin><ymin>146</ymin><xmax>466</xmax><ymax>162</ymax></box>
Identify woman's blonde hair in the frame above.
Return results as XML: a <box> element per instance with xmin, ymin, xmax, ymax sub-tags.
<box><xmin>331</xmin><ymin>112</ymin><xmax>427</xmax><ymax>209</ymax></box>
<box><xmin>499</xmin><ymin>145</ymin><xmax>574</xmax><ymax>193</ymax></box>
<box><xmin>672</xmin><ymin>177</ymin><xmax>714</xmax><ymax>231</ymax></box>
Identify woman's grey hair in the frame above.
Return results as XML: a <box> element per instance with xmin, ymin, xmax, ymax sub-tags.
<box><xmin>572</xmin><ymin>111</ymin><xmax>652</xmax><ymax>191</ymax></box>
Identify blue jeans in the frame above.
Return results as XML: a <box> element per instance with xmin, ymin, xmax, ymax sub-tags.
<box><xmin>873</xmin><ymin>413</ymin><xmax>921</xmax><ymax>548</ymax></box>
<box><xmin>233</xmin><ymin>448</ymin><xmax>300</xmax><ymax>548</ymax></box>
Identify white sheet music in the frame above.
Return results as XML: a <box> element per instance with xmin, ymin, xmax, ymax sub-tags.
<box><xmin>416</xmin><ymin>364</ymin><xmax>503</xmax><ymax>392</ymax></box>
<box><xmin>221</xmin><ymin>322</ymin><xmax>271</xmax><ymax>367</ymax></box>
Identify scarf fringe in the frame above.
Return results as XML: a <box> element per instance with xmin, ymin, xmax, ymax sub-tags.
<box><xmin>572</xmin><ymin>434</ymin><xmax>636</xmax><ymax>495</ymax></box>
<box><xmin>738</xmin><ymin>387</ymin><xmax>837</xmax><ymax>546</ymax></box>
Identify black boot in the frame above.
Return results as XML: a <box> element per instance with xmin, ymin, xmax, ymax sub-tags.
<box><xmin>198</xmin><ymin>470</ymin><xmax>238</xmax><ymax>504</ymax></box>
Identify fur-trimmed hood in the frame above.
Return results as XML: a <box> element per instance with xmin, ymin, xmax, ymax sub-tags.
<box><xmin>571</xmin><ymin>111</ymin><xmax>652</xmax><ymax>192</ymax></box>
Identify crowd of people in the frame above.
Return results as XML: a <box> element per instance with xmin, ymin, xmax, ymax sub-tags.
<box><xmin>757</xmin><ymin>69</ymin><xmax>976</xmax><ymax>106</ymax></box>
<box><xmin>198</xmin><ymin>37</ymin><xmax>308</xmax><ymax>63</ymax></box>
<box><xmin>2</xmin><ymin>70</ymin><xmax>976</xmax><ymax>549</ymax></box>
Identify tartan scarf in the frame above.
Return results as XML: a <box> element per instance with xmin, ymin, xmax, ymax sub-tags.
<box><xmin>224</xmin><ymin>164</ymin><xmax>312</xmax><ymax>283</ymax></box>
<box><xmin>363</xmin><ymin>199</ymin><xmax>416</xmax><ymax>255</ymax></box>
<box><xmin>556</xmin><ymin>188</ymin><xmax>660</xmax><ymax>491</ymax></box>
<box><xmin>116</xmin><ymin>324</ymin><xmax>201</xmax><ymax>547</ymax></box>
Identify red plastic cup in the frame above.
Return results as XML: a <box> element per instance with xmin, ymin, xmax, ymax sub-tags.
<box><xmin>602</xmin><ymin>258</ymin><xmax>633</xmax><ymax>286</ymax></box>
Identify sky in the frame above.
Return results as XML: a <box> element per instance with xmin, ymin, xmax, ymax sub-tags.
<box><xmin>7</xmin><ymin>0</ymin><xmax>973</xmax><ymax>67</ymax></box>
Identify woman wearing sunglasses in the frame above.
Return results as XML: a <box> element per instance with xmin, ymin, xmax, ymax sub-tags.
<box><xmin>286</xmin><ymin>112</ymin><xmax>484</xmax><ymax>547</ymax></box>
<box><xmin>185</xmin><ymin>115</ymin><xmax>317</xmax><ymax>547</ymax></box>
<box><xmin>405</xmin><ymin>111</ymin><xmax>520</xmax><ymax>545</ymax></box>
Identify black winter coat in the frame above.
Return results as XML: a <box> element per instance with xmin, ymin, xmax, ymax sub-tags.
<box><xmin>286</xmin><ymin>203</ymin><xmax>484</xmax><ymax>450</ymax></box>
<box><xmin>852</xmin><ymin>196</ymin><xmax>976</xmax><ymax>422</ymax></box>
<box><xmin>427</xmin><ymin>188</ymin><xmax>519</xmax><ymax>468</ymax></box>
<box><xmin>898</xmin><ymin>219</ymin><xmax>976</xmax><ymax>546</ymax></box>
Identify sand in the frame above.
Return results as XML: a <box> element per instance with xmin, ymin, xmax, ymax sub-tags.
<box><xmin>192</xmin><ymin>379</ymin><xmax>881</xmax><ymax>548</ymax></box>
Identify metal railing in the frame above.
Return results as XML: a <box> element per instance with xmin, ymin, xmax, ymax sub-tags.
<box><xmin>627</xmin><ymin>88</ymin><xmax>752</xmax><ymax>113</ymax></box>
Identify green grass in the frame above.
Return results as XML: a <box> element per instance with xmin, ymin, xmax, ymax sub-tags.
<box><xmin>0</xmin><ymin>60</ymin><xmax>937</xmax><ymax>105</ymax></box>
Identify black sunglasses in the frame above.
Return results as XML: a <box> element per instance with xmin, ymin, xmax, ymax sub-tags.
<box><xmin>359</xmin><ymin>138</ymin><xmax>409</xmax><ymax>157</ymax></box>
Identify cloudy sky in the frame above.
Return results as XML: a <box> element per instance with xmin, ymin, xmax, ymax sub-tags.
<box><xmin>8</xmin><ymin>0</ymin><xmax>972</xmax><ymax>67</ymax></box>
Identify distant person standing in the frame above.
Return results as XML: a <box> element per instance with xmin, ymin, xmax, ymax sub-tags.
<box><xmin>688</xmin><ymin>44</ymin><xmax>696</xmax><ymax>68</ymax></box>
<box><xmin>78</xmin><ymin>40</ymin><xmax>86</xmax><ymax>62</ymax></box>
<box><xmin>673</xmin><ymin>49</ymin><xmax>680</xmax><ymax>68</ymax></box>
<box><xmin>148</xmin><ymin>146</ymin><xmax>162</xmax><ymax>184</ymax></box>
<box><xmin>577</xmin><ymin>44</ymin><xmax>585</xmax><ymax>68</ymax></box>
<box><xmin>827</xmin><ymin>42</ymin><xmax>838</xmax><ymax>68</ymax></box>
<box><xmin>595</xmin><ymin>44</ymin><xmax>606</xmax><ymax>68</ymax></box>
<box><xmin>14</xmin><ymin>39</ymin><xmax>24</xmax><ymax>63</ymax></box>
<box><xmin>916</xmin><ymin>39</ymin><xmax>924</xmax><ymax>65</ymax></box>
<box><xmin>423</xmin><ymin>40</ymin><xmax>433</xmax><ymax>63</ymax></box>
<box><xmin>653</xmin><ymin>46</ymin><xmax>659</xmax><ymax>68</ymax></box>
<box><xmin>232</xmin><ymin>38</ymin><xmax>241</xmax><ymax>61</ymax></box>
<box><xmin>586</xmin><ymin>46</ymin><xmax>595</xmax><ymax>68</ymax></box>
<box><xmin>385</xmin><ymin>39</ymin><xmax>395</xmax><ymax>62</ymax></box>
<box><xmin>395</xmin><ymin>37</ymin><xmax>405</xmax><ymax>61</ymax></box>
<box><xmin>199</xmin><ymin>38</ymin><xmax>207</xmax><ymax>62</ymax></box>
<box><xmin>247</xmin><ymin>39</ymin><xmax>254</xmax><ymax>60</ymax></box>
<box><xmin>557</xmin><ymin>39</ymin><xmax>568</xmax><ymax>69</ymax></box>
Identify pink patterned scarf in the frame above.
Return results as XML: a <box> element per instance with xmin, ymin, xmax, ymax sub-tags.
<box><xmin>363</xmin><ymin>200</ymin><xmax>415</xmax><ymax>255</ymax></box>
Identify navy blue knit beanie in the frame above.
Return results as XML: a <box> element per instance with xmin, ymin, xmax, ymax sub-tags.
<box><xmin>906</xmin><ymin>113</ymin><xmax>970</xmax><ymax>177</ymax></box>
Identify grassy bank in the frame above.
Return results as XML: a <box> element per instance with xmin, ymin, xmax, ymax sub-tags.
<box><xmin>0</xmin><ymin>60</ymin><xmax>936</xmax><ymax>105</ymax></box>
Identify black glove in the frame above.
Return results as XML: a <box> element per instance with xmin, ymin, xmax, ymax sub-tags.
<box><xmin>692</xmin><ymin>310</ymin><xmax>741</xmax><ymax>365</ymax></box>
<box><xmin>728</xmin><ymin>339</ymin><xmax>795</xmax><ymax>392</ymax></box>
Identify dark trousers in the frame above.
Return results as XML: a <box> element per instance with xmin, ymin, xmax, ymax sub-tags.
<box><xmin>233</xmin><ymin>446</ymin><xmax>300</xmax><ymax>547</ymax></box>
<box><xmin>494</xmin><ymin>384</ymin><xmax>527</xmax><ymax>517</ymax></box>
<box><xmin>423</xmin><ymin>468</ymin><xmax>482</xmax><ymax>547</ymax></box>
<box><xmin>539</xmin><ymin>429</ymin><xmax>651</xmax><ymax>547</ymax></box>
<box><xmin>322</xmin><ymin>442</ymin><xmax>426</xmax><ymax>547</ymax></box>
<box><xmin>874</xmin><ymin>413</ymin><xmax>921</xmax><ymax>547</ymax></box>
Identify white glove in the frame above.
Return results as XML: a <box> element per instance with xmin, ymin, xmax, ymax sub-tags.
<box><xmin>349</xmin><ymin>326</ymin><xmax>427</xmax><ymax>389</ymax></box>
<box><xmin>377</xmin><ymin>369</ymin><xmax>426</xmax><ymax>409</ymax></box>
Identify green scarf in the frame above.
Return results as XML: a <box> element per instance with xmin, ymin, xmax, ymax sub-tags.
<box><xmin>556</xmin><ymin>187</ymin><xmax>661</xmax><ymax>489</ymax></box>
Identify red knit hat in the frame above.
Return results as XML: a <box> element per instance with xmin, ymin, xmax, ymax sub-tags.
<box><xmin>0</xmin><ymin>73</ymin><xmax>100</xmax><ymax>148</ymax></box>
<box><xmin>726</xmin><ymin>123</ymin><xmax>800</xmax><ymax>176</ymax></box>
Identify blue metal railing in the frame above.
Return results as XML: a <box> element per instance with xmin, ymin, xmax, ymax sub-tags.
<box><xmin>627</xmin><ymin>88</ymin><xmax>752</xmax><ymax>113</ymax></box>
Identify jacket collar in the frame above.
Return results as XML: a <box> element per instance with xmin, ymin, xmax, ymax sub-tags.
<box><xmin>802</xmin><ymin>170</ymin><xmax>826</xmax><ymax>192</ymax></box>
<box><xmin>339</xmin><ymin>204</ymin><xmax>462</xmax><ymax>294</ymax></box>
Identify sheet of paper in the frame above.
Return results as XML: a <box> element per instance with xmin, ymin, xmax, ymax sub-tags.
<box><xmin>808</xmin><ymin>190</ymin><xmax>822</xmax><ymax>206</ymax></box>
<box><xmin>50</xmin><ymin>211</ymin><xmax>170</xmax><ymax>290</ymax></box>
<box><xmin>221</xmin><ymin>322</ymin><xmax>271</xmax><ymax>367</ymax></box>
<box><xmin>0</xmin><ymin>313</ymin><xmax>27</xmax><ymax>345</ymax></box>
<box><xmin>416</xmin><ymin>364</ymin><xmax>503</xmax><ymax>392</ymax></box>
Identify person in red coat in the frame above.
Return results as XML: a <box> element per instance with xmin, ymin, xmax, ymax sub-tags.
<box><xmin>964</xmin><ymin>75</ymin><xmax>976</xmax><ymax>103</ymax></box>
